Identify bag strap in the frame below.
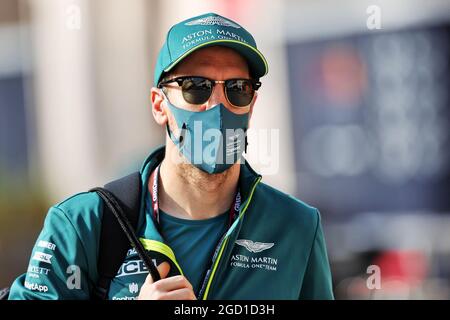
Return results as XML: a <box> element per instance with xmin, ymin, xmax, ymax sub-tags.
<box><xmin>89</xmin><ymin>171</ymin><xmax>160</xmax><ymax>300</ymax></box>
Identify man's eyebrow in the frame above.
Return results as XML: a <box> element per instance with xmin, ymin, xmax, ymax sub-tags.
<box><xmin>189</xmin><ymin>60</ymin><xmax>247</xmax><ymax>68</ymax></box>
<box><xmin>177</xmin><ymin>63</ymin><xmax>249</xmax><ymax>75</ymax></box>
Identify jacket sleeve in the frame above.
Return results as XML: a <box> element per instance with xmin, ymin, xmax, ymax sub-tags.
<box><xmin>9</xmin><ymin>206</ymin><xmax>94</xmax><ymax>300</ymax></box>
<box><xmin>298</xmin><ymin>210</ymin><xmax>334</xmax><ymax>300</ymax></box>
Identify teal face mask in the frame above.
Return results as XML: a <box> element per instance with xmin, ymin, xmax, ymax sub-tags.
<box><xmin>163</xmin><ymin>94</ymin><xmax>249</xmax><ymax>174</ymax></box>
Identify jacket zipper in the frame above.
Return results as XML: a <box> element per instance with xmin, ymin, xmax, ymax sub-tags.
<box><xmin>201</xmin><ymin>176</ymin><xmax>262</xmax><ymax>300</ymax></box>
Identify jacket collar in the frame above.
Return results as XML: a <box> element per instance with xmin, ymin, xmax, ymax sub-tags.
<box><xmin>139</xmin><ymin>145</ymin><xmax>261</xmax><ymax>204</ymax></box>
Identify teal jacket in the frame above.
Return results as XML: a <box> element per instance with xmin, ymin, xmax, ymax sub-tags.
<box><xmin>9</xmin><ymin>146</ymin><xmax>334</xmax><ymax>300</ymax></box>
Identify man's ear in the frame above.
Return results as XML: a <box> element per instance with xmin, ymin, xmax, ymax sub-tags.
<box><xmin>150</xmin><ymin>87</ymin><xmax>168</xmax><ymax>126</ymax></box>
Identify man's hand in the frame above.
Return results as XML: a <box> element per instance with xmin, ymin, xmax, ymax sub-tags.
<box><xmin>137</xmin><ymin>262</ymin><xmax>196</xmax><ymax>300</ymax></box>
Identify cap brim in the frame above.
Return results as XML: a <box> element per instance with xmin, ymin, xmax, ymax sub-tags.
<box><xmin>164</xmin><ymin>39</ymin><xmax>268</xmax><ymax>79</ymax></box>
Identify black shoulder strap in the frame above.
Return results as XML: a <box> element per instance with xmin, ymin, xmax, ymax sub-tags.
<box><xmin>89</xmin><ymin>171</ymin><xmax>160</xmax><ymax>300</ymax></box>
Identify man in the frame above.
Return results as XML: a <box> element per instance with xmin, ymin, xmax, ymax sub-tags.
<box><xmin>9</xmin><ymin>12</ymin><xmax>334</xmax><ymax>300</ymax></box>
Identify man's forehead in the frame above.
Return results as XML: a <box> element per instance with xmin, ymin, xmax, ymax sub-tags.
<box><xmin>172</xmin><ymin>46</ymin><xmax>250</xmax><ymax>75</ymax></box>
<box><xmin>181</xmin><ymin>46</ymin><xmax>247</xmax><ymax>63</ymax></box>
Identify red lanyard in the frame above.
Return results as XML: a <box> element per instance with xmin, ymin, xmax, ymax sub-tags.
<box><xmin>149</xmin><ymin>164</ymin><xmax>241</xmax><ymax>228</ymax></box>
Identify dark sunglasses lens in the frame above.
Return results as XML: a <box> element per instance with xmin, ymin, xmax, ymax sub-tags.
<box><xmin>182</xmin><ymin>77</ymin><xmax>212</xmax><ymax>105</ymax></box>
<box><xmin>226</xmin><ymin>79</ymin><xmax>254</xmax><ymax>107</ymax></box>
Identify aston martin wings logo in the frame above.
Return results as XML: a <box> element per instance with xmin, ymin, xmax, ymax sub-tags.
<box><xmin>185</xmin><ymin>16</ymin><xmax>241</xmax><ymax>28</ymax></box>
<box><xmin>235</xmin><ymin>239</ymin><xmax>274</xmax><ymax>253</ymax></box>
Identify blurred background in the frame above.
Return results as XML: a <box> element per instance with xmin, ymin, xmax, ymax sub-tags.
<box><xmin>0</xmin><ymin>0</ymin><xmax>449</xmax><ymax>299</ymax></box>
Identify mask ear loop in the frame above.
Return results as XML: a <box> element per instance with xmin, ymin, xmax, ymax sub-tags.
<box><xmin>244</xmin><ymin>128</ymin><xmax>248</xmax><ymax>153</ymax></box>
<box><xmin>161</xmin><ymin>89</ymin><xmax>187</xmax><ymax>147</ymax></box>
<box><xmin>166</xmin><ymin>122</ymin><xmax>186</xmax><ymax>146</ymax></box>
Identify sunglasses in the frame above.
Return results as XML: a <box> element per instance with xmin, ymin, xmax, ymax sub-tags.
<box><xmin>158</xmin><ymin>76</ymin><xmax>261</xmax><ymax>108</ymax></box>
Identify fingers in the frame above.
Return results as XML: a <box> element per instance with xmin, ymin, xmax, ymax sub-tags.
<box><xmin>152</xmin><ymin>275</ymin><xmax>193</xmax><ymax>293</ymax></box>
<box><xmin>138</xmin><ymin>261</ymin><xmax>196</xmax><ymax>300</ymax></box>
<box><xmin>158</xmin><ymin>288</ymin><xmax>197</xmax><ymax>300</ymax></box>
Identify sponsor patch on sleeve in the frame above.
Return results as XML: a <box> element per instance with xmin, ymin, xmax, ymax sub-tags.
<box><xmin>37</xmin><ymin>240</ymin><xmax>56</xmax><ymax>251</ymax></box>
<box><xmin>32</xmin><ymin>251</ymin><xmax>53</xmax><ymax>264</ymax></box>
<box><xmin>24</xmin><ymin>281</ymin><xmax>49</xmax><ymax>293</ymax></box>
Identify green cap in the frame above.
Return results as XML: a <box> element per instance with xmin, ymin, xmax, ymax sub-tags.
<box><xmin>154</xmin><ymin>12</ymin><xmax>268</xmax><ymax>86</ymax></box>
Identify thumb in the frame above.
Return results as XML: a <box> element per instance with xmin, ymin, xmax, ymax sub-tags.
<box><xmin>157</xmin><ymin>261</ymin><xmax>171</xmax><ymax>279</ymax></box>
<box><xmin>146</xmin><ymin>261</ymin><xmax>171</xmax><ymax>284</ymax></box>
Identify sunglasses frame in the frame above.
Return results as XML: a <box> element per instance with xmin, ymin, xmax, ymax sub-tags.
<box><xmin>158</xmin><ymin>76</ymin><xmax>261</xmax><ymax>108</ymax></box>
